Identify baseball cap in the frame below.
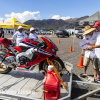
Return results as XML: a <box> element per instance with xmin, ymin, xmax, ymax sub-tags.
<box><xmin>18</xmin><ymin>26</ymin><xmax>23</xmax><ymax>29</ymax></box>
<box><xmin>93</xmin><ymin>21</ymin><xmax>100</xmax><ymax>28</ymax></box>
<box><xmin>30</xmin><ymin>27</ymin><xmax>35</xmax><ymax>32</ymax></box>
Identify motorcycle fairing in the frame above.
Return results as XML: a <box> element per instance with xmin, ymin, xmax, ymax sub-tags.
<box><xmin>36</xmin><ymin>48</ymin><xmax>53</xmax><ymax>56</ymax></box>
<box><xmin>42</xmin><ymin>36</ymin><xmax>58</xmax><ymax>50</ymax></box>
<box><xmin>20</xmin><ymin>39</ymin><xmax>39</xmax><ymax>47</ymax></box>
<box><xmin>0</xmin><ymin>37</ymin><xmax>60</xmax><ymax>69</ymax></box>
<box><xmin>18</xmin><ymin>53</ymin><xmax>51</xmax><ymax>68</ymax></box>
<box><xmin>0</xmin><ymin>38</ymin><xmax>12</xmax><ymax>48</ymax></box>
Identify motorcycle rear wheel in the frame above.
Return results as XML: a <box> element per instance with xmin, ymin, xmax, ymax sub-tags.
<box><xmin>0</xmin><ymin>51</ymin><xmax>12</xmax><ymax>74</ymax></box>
<box><xmin>42</xmin><ymin>58</ymin><xmax>65</xmax><ymax>73</ymax></box>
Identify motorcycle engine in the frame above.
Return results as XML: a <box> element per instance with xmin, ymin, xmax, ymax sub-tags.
<box><xmin>16</xmin><ymin>48</ymin><xmax>34</xmax><ymax>66</ymax></box>
<box><xmin>19</xmin><ymin>56</ymin><xmax>28</xmax><ymax>65</ymax></box>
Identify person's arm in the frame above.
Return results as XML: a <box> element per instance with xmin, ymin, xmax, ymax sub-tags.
<box><xmin>87</xmin><ymin>42</ymin><xmax>96</xmax><ymax>46</ymax></box>
<box><xmin>1</xmin><ymin>31</ymin><xmax>4</xmax><ymax>38</ymax></box>
<box><xmin>12</xmin><ymin>32</ymin><xmax>18</xmax><ymax>40</ymax></box>
<box><xmin>81</xmin><ymin>49</ymin><xmax>84</xmax><ymax>56</ymax></box>
<box><xmin>24</xmin><ymin>32</ymin><xmax>25</xmax><ymax>39</ymax></box>
<box><xmin>36</xmin><ymin>34</ymin><xmax>38</xmax><ymax>40</ymax></box>
<box><xmin>87</xmin><ymin>44</ymin><xmax>100</xmax><ymax>50</ymax></box>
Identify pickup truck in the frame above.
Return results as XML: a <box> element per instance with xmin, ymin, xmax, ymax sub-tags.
<box><xmin>76</xmin><ymin>30</ymin><xmax>84</xmax><ymax>39</ymax></box>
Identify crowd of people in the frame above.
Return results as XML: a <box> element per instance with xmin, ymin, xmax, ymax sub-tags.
<box><xmin>81</xmin><ymin>21</ymin><xmax>100</xmax><ymax>82</ymax></box>
<box><xmin>0</xmin><ymin>26</ymin><xmax>39</xmax><ymax>48</ymax></box>
<box><xmin>12</xmin><ymin>26</ymin><xmax>38</xmax><ymax>46</ymax></box>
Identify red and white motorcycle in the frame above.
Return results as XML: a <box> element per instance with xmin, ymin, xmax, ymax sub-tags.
<box><xmin>0</xmin><ymin>36</ymin><xmax>65</xmax><ymax>74</ymax></box>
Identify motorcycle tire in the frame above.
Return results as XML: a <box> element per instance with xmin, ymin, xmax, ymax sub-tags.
<box><xmin>42</xmin><ymin>58</ymin><xmax>65</xmax><ymax>73</ymax></box>
<box><xmin>0</xmin><ymin>51</ymin><xmax>12</xmax><ymax>74</ymax></box>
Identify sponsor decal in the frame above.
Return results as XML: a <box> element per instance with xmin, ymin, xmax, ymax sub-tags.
<box><xmin>16</xmin><ymin>21</ymin><xmax>22</xmax><ymax>24</ymax></box>
<box><xmin>79</xmin><ymin>21</ymin><xmax>84</xmax><ymax>25</ymax></box>
<box><xmin>6</xmin><ymin>21</ymin><xmax>12</xmax><ymax>24</ymax></box>
<box><xmin>10</xmin><ymin>25</ymin><xmax>13</xmax><ymax>27</ymax></box>
<box><xmin>86</xmin><ymin>38</ymin><xmax>89</xmax><ymax>40</ymax></box>
<box><xmin>89</xmin><ymin>21</ymin><xmax>95</xmax><ymax>25</ymax></box>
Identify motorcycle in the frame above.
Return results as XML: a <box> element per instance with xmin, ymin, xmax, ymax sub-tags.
<box><xmin>0</xmin><ymin>36</ymin><xmax>65</xmax><ymax>74</ymax></box>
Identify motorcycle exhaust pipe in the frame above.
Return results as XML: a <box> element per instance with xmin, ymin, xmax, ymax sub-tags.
<box><xmin>0</xmin><ymin>56</ymin><xmax>9</xmax><ymax>65</ymax></box>
<box><xmin>0</xmin><ymin>56</ymin><xmax>15</xmax><ymax>69</ymax></box>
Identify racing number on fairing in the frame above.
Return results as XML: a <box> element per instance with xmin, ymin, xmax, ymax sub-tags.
<box><xmin>37</xmin><ymin>54</ymin><xmax>47</xmax><ymax>61</ymax></box>
<box><xmin>40</xmin><ymin>54</ymin><xmax>47</xmax><ymax>58</ymax></box>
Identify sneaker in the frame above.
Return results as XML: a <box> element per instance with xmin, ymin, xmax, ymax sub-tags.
<box><xmin>94</xmin><ymin>78</ymin><xmax>100</xmax><ymax>83</ymax></box>
<box><xmin>97</xmin><ymin>76</ymin><xmax>100</xmax><ymax>81</ymax></box>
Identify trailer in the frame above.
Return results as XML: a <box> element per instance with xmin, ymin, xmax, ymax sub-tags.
<box><xmin>71</xmin><ymin>69</ymin><xmax>100</xmax><ymax>100</ymax></box>
<box><xmin>0</xmin><ymin>61</ymin><xmax>100</xmax><ymax>100</ymax></box>
<box><xmin>0</xmin><ymin>62</ymin><xmax>73</xmax><ymax>100</ymax></box>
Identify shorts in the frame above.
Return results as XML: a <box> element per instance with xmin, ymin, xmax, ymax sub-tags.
<box><xmin>93</xmin><ymin>58</ymin><xmax>100</xmax><ymax>70</ymax></box>
<box><xmin>83</xmin><ymin>56</ymin><xmax>94</xmax><ymax>67</ymax></box>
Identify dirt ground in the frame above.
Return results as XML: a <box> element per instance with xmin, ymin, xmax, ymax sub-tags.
<box><xmin>5</xmin><ymin>34</ymin><xmax>100</xmax><ymax>100</ymax></box>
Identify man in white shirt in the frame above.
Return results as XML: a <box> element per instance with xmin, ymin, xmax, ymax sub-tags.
<box><xmin>87</xmin><ymin>21</ymin><xmax>100</xmax><ymax>81</ymax></box>
<box><xmin>29</xmin><ymin>27</ymin><xmax>38</xmax><ymax>41</ymax></box>
<box><xmin>12</xmin><ymin>26</ymin><xmax>25</xmax><ymax>46</ymax></box>
<box><xmin>81</xmin><ymin>25</ymin><xmax>96</xmax><ymax>78</ymax></box>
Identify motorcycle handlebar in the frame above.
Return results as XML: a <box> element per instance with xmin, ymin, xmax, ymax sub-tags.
<box><xmin>37</xmin><ymin>41</ymin><xmax>45</xmax><ymax>48</ymax></box>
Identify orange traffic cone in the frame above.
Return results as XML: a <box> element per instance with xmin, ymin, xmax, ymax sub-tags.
<box><xmin>77</xmin><ymin>56</ymin><xmax>84</xmax><ymax>68</ymax></box>
<box><xmin>58</xmin><ymin>40</ymin><xmax>60</xmax><ymax>44</ymax></box>
<box><xmin>69</xmin><ymin>46</ymin><xmax>73</xmax><ymax>52</ymax></box>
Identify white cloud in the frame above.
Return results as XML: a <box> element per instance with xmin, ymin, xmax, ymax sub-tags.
<box><xmin>38</xmin><ymin>14</ymin><xmax>41</xmax><ymax>19</ymax></box>
<box><xmin>4</xmin><ymin>11</ymin><xmax>40</xmax><ymax>23</ymax></box>
<box><xmin>51</xmin><ymin>15</ymin><xmax>71</xmax><ymax>20</ymax></box>
<box><xmin>0</xmin><ymin>17</ymin><xmax>4</xmax><ymax>24</ymax></box>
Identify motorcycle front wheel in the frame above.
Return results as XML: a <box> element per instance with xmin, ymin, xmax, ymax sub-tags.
<box><xmin>0</xmin><ymin>51</ymin><xmax>12</xmax><ymax>74</ymax></box>
<box><xmin>42</xmin><ymin>58</ymin><xmax>65</xmax><ymax>73</ymax></box>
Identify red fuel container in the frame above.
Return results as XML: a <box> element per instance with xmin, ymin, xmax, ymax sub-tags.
<box><xmin>44</xmin><ymin>70</ymin><xmax>60</xmax><ymax>100</ymax></box>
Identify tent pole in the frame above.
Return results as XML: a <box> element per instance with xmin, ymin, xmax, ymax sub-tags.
<box><xmin>73</xmin><ymin>27</ymin><xmax>76</xmax><ymax>52</ymax></box>
<box><xmin>14</xmin><ymin>28</ymin><xmax>15</xmax><ymax>33</ymax></box>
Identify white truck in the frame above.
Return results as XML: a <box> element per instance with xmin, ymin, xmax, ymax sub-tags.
<box><xmin>66</xmin><ymin>28</ymin><xmax>85</xmax><ymax>35</ymax></box>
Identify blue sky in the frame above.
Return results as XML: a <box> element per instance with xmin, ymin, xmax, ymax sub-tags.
<box><xmin>0</xmin><ymin>0</ymin><xmax>100</xmax><ymax>23</ymax></box>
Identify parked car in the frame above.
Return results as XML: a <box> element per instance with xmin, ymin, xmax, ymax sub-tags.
<box><xmin>76</xmin><ymin>30</ymin><xmax>84</xmax><ymax>39</ymax></box>
<box><xmin>46</xmin><ymin>31</ymin><xmax>52</xmax><ymax>35</ymax></box>
<box><xmin>67</xmin><ymin>28</ymin><xmax>84</xmax><ymax>35</ymax></box>
<box><xmin>55</xmin><ymin>30</ymin><xmax>69</xmax><ymax>37</ymax></box>
<box><xmin>65</xmin><ymin>30</ymin><xmax>71</xmax><ymax>36</ymax></box>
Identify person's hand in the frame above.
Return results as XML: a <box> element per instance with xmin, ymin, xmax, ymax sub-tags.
<box><xmin>87</xmin><ymin>42</ymin><xmax>91</xmax><ymax>45</ymax></box>
<box><xmin>81</xmin><ymin>51</ymin><xmax>84</xmax><ymax>56</ymax></box>
<box><xmin>87</xmin><ymin>46</ymin><xmax>93</xmax><ymax>50</ymax></box>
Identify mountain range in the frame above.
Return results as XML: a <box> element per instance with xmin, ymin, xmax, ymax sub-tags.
<box><xmin>24</xmin><ymin>16</ymin><xmax>89</xmax><ymax>29</ymax></box>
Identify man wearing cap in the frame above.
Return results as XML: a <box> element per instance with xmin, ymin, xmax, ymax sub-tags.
<box><xmin>29</xmin><ymin>27</ymin><xmax>38</xmax><ymax>41</ymax></box>
<box><xmin>87</xmin><ymin>21</ymin><xmax>100</xmax><ymax>81</ymax></box>
<box><xmin>12</xmin><ymin>26</ymin><xmax>25</xmax><ymax>46</ymax></box>
<box><xmin>81</xmin><ymin>25</ymin><xmax>97</xmax><ymax>78</ymax></box>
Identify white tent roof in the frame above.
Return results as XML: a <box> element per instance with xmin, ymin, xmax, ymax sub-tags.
<box><xmin>79</xmin><ymin>11</ymin><xmax>100</xmax><ymax>22</ymax></box>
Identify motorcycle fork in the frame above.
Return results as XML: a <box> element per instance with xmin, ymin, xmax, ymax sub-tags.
<box><xmin>46</xmin><ymin>58</ymin><xmax>51</xmax><ymax>65</ymax></box>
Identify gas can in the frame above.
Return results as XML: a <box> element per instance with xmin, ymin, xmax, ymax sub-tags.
<box><xmin>44</xmin><ymin>65</ymin><xmax>60</xmax><ymax>100</ymax></box>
